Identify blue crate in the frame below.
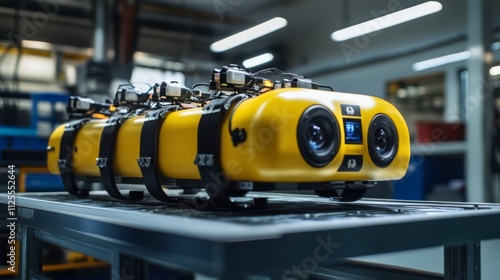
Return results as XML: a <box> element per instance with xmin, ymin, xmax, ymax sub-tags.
<box><xmin>393</xmin><ymin>155</ymin><xmax>464</xmax><ymax>200</ymax></box>
<box><xmin>0</xmin><ymin>137</ymin><xmax>7</xmax><ymax>149</ymax></box>
<box><xmin>25</xmin><ymin>173</ymin><xmax>64</xmax><ymax>192</ymax></box>
<box><xmin>12</xmin><ymin>137</ymin><xmax>48</xmax><ymax>149</ymax></box>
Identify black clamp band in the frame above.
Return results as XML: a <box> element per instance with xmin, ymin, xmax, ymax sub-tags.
<box><xmin>138</xmin><ymin>106</ymin><xmax>178</xmax><ymax>202</ymax></box>
<box><xmin>195</xmin><ymin>94</ymin><xmax>247</xmax><ymax>206</ymax></box>
<box><xmin>97</xmin><ymin>115</ymin><xmax>144</xmax><ymax>201</ymax></box>
<box><xmin>58</xmin><ymin>118</ymin><xmax>90</xmax><ymax>196</ymax></box>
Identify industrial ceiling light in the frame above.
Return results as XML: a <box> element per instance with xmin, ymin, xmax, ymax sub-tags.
<box><xmin>412</xmin><ymin>51</ymin><xmax>471</xmax><ymax>71</ymax></box>
<box><xmin>242</xmin><ymin>53</ymin><xmax>274</xmax><ymax>68</ymax></box>
<box><xmin>492</xmin><ymin>42</ymin><xmax>500</xmax><ymax>51</ymax></box>
<box><xmin>210</xmin><ymin>17</ymin><xmax>288</xmax><ymax>53</ymax></box>
<box><xmin>21</xmin><ymin>40</ymin><xmax>53</xmax><ymax>50</ymax></box>
<box><xmin>490</xmin><ymin>65</ymin><xmax>500</xmax><ymax>76</ymax></box>
<box><xmin>20</xmin><ymin>40</ymin><xmax>93</xmax><ymax>56</ymax></box>
<box><xmin>331</xmin><ymin>1</ymin><xmax>442</xmax><ymax>42</ymax></box>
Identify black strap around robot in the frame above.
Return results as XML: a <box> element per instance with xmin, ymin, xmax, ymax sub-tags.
<box><xmin>58</xmin><ymin>118</ymin><xmax>90</xmax><ymax>196</ymax></box>
<box><xmin>138</xmin><ymin>106</ymin><xmax>179</xmax><ymax>202</ymax></box>
<box><xmin>194</xmin><ymin>95</ymin><xmax>246</xmax><ymax>206</ymax></box>
<box><xmin>96</xmin><ymin>115</ymin><xmax>143</xmax><ymax>201</ymax></box>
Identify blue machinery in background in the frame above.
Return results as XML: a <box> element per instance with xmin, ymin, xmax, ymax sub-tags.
<box><xmin>0</xmin><ymin>92</ymin><xmax>67</xmax><ymax>191</ymax></box>
<box><xmin>393</xmin><ymin>154</ymin><xmax>465</xmax><ymax>201</ymax></box>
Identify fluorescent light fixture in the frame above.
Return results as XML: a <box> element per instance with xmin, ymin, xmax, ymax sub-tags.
<box><xmin>412</xmin><ymin>51</ymin><xmax>471</xmax><ymax>71</ymax></box>
<box><xmin>492</xmin><ymin>42</ymin><xmax>500</xmax><ymax>51</ymax></box>
<box><xmin>242</xmin><ymin>53</ymin><xmax>274</xmax><ymax>68</ymax></box>
<box><xmin>210</xmin><ymin>17</ymin><xmax>287</xmax><ymax>52</ymax></box>
<box><xmin>21</xmin><ymin>40</ymin><xmax>53</xmax><ymax>50</ymax></box>
<box><xmin>490</xmin><ymin>65</ymin><xmax>500</xmax><ymax>76</ymax></box>
<box><xmin>21</xmin><ymin>40</ymin><xmax>94</xmax><ymax>56</ymax></box>
<box><xmin>331</xmin><ymin>1</ymin><xmax>442</xmax><ymax>42</ymax></box>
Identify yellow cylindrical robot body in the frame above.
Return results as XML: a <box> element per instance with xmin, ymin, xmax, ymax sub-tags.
<box><xmin>47</xmin><ymin>88</ymin><xmax>410</xmax><ymax>184</ymax></box>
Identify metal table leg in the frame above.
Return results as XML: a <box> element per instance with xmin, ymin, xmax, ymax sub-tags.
<box><xmin>444</xmin><ymin>241</ymin><xmax>481</xmax><ymax>280</ymax></box>
<box><xmin>111</xmin><ymin>252</ymin><xmax>148</xmax><ymax>280</ymax></box>
<box><xmin>19</xmin><ymin>225</ymin><xmax>44</xmax><ymax>280</ymax></box>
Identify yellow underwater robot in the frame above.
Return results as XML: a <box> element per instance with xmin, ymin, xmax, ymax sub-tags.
<box><xmin>47</xmin><ymin>65</ymin><xmax>410</xmax><ymax>207</ymax></box>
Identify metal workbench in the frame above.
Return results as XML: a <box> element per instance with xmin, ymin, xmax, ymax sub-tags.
<box><xmin>2</xmin><ymin>191</ymin><xmax>500</xmax><ymax>279</ymax></box>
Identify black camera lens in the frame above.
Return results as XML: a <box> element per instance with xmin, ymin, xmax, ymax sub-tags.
<box><xmin>368</xmin><ymin>114</ymin><xmax>398</xmax><ymax>167</ymax></box>
<box><xmin>374</xmin><ymin>128</ymin><xmax>388</xmax><ymax>154</ymax></box>
<box><xmin>307</xmin><ymin>123</ymin><xmax>326</xmax><ymax>150</ymax></box>
<box><xmin>297</xmin><ymin>105</ymin><xmax>340</xmax><ymax>167</ymax></box>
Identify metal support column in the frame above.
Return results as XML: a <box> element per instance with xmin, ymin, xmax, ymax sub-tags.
<box><xmin>115</xmin><ymin>0</ymin><xmax>138</xmax><ymax>65</ymax></box>
<box><xmin>111</xmin><ymin>252</ymin><xmax>148</xmax><ymax>280</ymax></box>
<box><xmin>466</xmin><ymin>0</ymin><xmax>493</xmax><ymax>202</ymax></box>
<box><xmin>93</xmin><ymin>0</ymin><xmax>107</xmax><ymax>63</ymax></box>
<box><xmin>445</xmin><ymin>68</ymin><xmax>461</xmax><ymax>122</ymax></box>
<box><xmin>444</xmin><ymin>241</ymin><xmax>481</xmax><ymax>280</ymax></box>
<box><xmin>19</xmin><ymin>225</ymin><xmax>44</xmax><ymax>280</ymax></box>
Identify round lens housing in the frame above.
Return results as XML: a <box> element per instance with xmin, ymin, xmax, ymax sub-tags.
<box><xmin>368</xmin><ymin>114</ymin><xmax>398</xmax><ymax>167</ymax></box>
<box><xmin>297</xmin><ymin>105</ymin><xmax>340</xmax><ymax>167</ymax></box>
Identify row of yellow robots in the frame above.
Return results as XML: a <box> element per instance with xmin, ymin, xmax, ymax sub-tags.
<box><xmin>47</xmin><ymin>65</ymin><xmax>410</xmax><ymax>207</ymax></box>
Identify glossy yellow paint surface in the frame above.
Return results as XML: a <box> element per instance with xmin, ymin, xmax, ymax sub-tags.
<box><xmin>47</xmin><ymin>88</ymin><xmax>410</xmax><ymax>183</ymax></box>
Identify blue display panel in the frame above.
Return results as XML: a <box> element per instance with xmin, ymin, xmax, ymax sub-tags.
<box><xmin>344</xmin><ymin>118</ymin><xmax>363</xmax><ymax>144</ymax></box>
